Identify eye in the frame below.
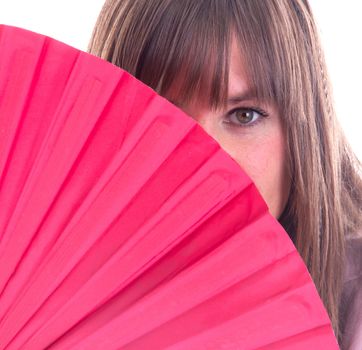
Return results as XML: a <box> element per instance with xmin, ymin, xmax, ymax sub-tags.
<box><xmin>223</xmin><ymin>107</ymin><xmax>269</xmax><ymax>128</ymax></box>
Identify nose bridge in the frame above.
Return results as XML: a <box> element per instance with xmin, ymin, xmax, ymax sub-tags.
<box><xmin>192</xmin><ymin>113</ymin><xmax>210</xmax><ymax>134</ymax></box>
<box><xmin>194</xmin><ymin>114</ymin><xmax>223</xmax><ymax>147</ymax></box>
<box><xmin>181</xmin><ymin>105</ymin><xmax>224</xmax><ymax>147</ymax></box>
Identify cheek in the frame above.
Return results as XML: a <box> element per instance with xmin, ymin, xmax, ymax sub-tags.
<box><xmin>231</xmin><ymin>134</ymin><xmax>290</xmax><ymax>219</ymax></box>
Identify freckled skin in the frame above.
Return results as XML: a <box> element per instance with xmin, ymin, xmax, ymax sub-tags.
<box><xmin>169</xmin><ymin>38</ymin><xmax>291</xmax><ymax>219</ymax></box>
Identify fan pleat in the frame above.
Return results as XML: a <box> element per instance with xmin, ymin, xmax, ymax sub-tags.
<box><xmin>250</xmin><ymin>325</ymin><xmax>338</xmax><ymax>350</ymax></box>
<box><xmin>0</xmin><ymin>33</ymin><xmax>47</xmax><ymax>244</ymax></box>
<box><xmin>0</xmin><ymin>33</ymin><xmax>83</xmax><ymax>244</ymax></box>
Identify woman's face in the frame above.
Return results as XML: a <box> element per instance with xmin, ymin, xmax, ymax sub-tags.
<box><xmin>168</xmin><ymin>38</ymin><xmax>291</xmax><ymax>219</ymax></box>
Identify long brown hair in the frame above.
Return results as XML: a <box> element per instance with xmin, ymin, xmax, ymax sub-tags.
<box><xmin>88</xmin><ymin>0</ymin><xmax>362</xmax><ymax>344</ymax></box>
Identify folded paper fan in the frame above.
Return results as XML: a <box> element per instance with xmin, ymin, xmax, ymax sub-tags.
<box><xmin>0</xmin><ymin>24</ymin><xmax>339</xmax><ymax>349</ymax></box>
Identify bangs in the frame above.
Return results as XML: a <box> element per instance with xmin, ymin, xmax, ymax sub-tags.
<box><xmin>134</xmin><ymin>0</ymin><xmax>232</xmax><ymax>111</ymax></box>
<box><xmin>131</xmin><ymin>0</ymin><xmax>303</xmax><ymax>114</ymax></box>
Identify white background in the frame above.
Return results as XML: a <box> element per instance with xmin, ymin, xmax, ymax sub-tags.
<box><xmin>0</xmin><ymin>0</ymin><xmax>361</xmax><ymax>161</ymax></box>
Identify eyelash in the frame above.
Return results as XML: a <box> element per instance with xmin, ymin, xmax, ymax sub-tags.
<box><xmin>223</xmin><ymin>106</ymin><xmax>269</xmax><ymax>128</ymax></box>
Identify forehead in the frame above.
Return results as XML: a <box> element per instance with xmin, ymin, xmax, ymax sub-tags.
<box><xmin>228</xmin><ymin>36</ymin><xmax>252</xmax><ymax>98</ymax></box>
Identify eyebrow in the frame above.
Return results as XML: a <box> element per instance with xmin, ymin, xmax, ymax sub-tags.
<box><xmin>227</xmin><ymin>88</ymin><xmax>258</xmax><ymax>104</ymax></box>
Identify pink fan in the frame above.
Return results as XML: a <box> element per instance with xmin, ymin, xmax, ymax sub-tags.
<box><xmin>0</xmin><ymin>24</ymin><xmax>339</xmax><ymax>349</ymax></box>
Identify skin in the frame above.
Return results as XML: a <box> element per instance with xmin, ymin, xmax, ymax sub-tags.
<box><xmin>168</xmin><ymin>37</ymin><xmax>291</xmax><ymax>219</ymax></box>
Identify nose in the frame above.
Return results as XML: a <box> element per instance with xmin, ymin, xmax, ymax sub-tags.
<box><xmin>193</xmin><ymin>116</ymin><xmax>227</xmax><ymax>154</ymax></box>
<box><xmin>189</xmin><ymin>112</ymin><xmax>239</xmax><ymax>165</ymax></box>
<box><xmin>170</xmin><ymin>99</ymin><xmax>225</xmax><ymax>148</ymax></box>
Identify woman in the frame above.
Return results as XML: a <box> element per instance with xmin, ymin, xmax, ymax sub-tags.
<box><xmin>88</xmin><ymin>0</ymin><xmax>362</xmax><ymax>348</ymax></box>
